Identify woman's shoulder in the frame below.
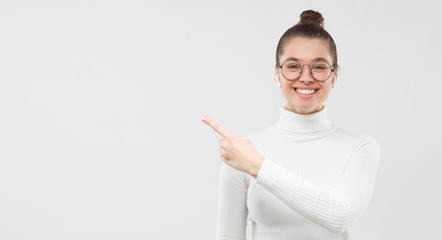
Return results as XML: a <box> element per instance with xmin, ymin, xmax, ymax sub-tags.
<box><xmin>334</xmin><ymin>126</ymin><xmax>380</xmax><ymax>149</ymax></box>
<box><xmin>240</xmin><ymin>125</ymin><xmax>380</xmax><ymax>150</ymax></box>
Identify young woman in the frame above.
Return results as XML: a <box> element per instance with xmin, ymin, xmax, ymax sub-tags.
<box><xmin>202</xmin><ymin>9</ymin><xmax>381</xmax><ymax>240</ymax></box>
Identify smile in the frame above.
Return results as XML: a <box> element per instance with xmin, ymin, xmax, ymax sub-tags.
<box><xmin>293</xmin><ymin>88</ymin><xmax>319</xmax><ymax>99</ymax></box>
<box><xmin>295</xmin><ymin>88</ymin><xmax>318</xmax><ymax>95</ymax></box>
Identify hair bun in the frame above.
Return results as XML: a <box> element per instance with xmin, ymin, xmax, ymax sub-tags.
<box><xmin>298</xmin><ymin>10</ymin><xmax>324</xmax><ymax>28</ymax></box>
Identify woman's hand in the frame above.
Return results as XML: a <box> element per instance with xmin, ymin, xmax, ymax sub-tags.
<box><xmin>202</xmin><ymin>116</ymin><xmax>265</xmax><ymax>178</ymax></box>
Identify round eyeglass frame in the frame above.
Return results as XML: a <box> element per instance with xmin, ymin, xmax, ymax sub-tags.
<box><xmin>278</xmin><ymin>59</ymin><xmax>335</xmax><ymax>82</ymax></box>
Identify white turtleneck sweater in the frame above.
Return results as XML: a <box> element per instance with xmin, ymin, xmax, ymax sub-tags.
<box><xmin>216</xmin><ymin>105</ymin><xmax>381</xmax><ymax>240</ymax></box>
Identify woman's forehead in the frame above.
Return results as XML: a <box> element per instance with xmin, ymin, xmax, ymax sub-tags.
<box><xmin>282</xmin><ymin>37</ymin><xmax>332</xmax><ymax>62</ymax></box>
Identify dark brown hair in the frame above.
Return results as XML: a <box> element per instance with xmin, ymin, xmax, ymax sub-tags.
<box><xmin>275</xmin><ymin>10</ymin><xmax>339</xmax><ymax>71</ymax></box>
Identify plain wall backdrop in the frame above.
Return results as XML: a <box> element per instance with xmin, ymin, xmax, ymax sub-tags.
<box><xmin>1</xmin><ymin>0</ymin><xmax>441</xmax><ymax>239</ymax></box>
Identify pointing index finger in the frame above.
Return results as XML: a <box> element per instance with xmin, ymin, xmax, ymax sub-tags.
<box><xmin>202</xmin><ymin>116</ymin><xmax>234</xmax><ymax>139</ymax></box>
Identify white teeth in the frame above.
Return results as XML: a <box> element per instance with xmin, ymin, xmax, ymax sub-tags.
<box><xmin>295</xmin><ymin>88</ymin><xmax>317</xmax><ymax>95</ymax></box>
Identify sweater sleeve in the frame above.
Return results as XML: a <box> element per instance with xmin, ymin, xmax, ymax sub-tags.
<box><xmin>216</xmin><ymin>161</ymin><xmax>249</xmax><ymax>240</ymax></box>
<box><xmin>255</xmin><ymin>136</ymin><xmax>381</xmax><ymax>235</ymax></box>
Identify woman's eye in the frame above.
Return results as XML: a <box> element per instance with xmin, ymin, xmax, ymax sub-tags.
<box><xmin>288</xmin><ymin>65</ymin><xmax>299</xmax><ymax>69</ymax></box>
<box><xmin>314</xmin><ymin>64</ymin><xmax>327</xmax><ymax>70</ymax></box>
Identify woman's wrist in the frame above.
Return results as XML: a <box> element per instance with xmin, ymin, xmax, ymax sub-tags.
<box><xmin>249</xmin><ymin>156</ymin><xmax>265</xmax><ymax>179</ymax></box>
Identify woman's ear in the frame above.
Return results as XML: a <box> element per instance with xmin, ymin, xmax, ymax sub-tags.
<box><xmin>275</xmin><ymin>64</ymin><xmax>281</xmax><ymax>88</ymax></box>
<box><xmin>332</xmin><ymin>66</ymin><xmax>338</xmax><ymax>85</ymax></box>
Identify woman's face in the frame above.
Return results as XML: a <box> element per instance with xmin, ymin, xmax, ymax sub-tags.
<box><xmin>275</xmin><ymin>37</ymin><xmax>337</xmax><ymax>114</ymax></box>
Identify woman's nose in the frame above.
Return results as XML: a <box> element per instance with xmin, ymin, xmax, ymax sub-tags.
<box><xmin>299</xmin><ymin>65</ymin><xmax>313</xmax><ymax>82</ymax></box>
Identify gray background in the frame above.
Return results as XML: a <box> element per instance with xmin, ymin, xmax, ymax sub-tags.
<box><xmin>1</xmin><ymin>0</ymin><xmax>441</xmax><ymax>239</ymax></box>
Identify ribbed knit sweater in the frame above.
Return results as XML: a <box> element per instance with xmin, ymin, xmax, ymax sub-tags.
<box><xmin>216</xmin><ymin>105</ymin><xmax>381</xmax><ymax>240</ymax></box>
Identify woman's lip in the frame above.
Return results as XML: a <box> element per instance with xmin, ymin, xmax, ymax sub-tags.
<box><xmin>293</xmin><ymin>88</ymin><xmax>319</xmax><ymax>99</ymax></box>
<box><xmin>294</xmin><ymin>87</ymin><xmax>319</xmax><ymax>90</ymax></box>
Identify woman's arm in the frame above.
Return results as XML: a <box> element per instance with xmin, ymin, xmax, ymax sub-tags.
<box><xmin>254</xmin><ymin>136</ymin><xmax>381</xmax><ymax>235</ymax></box>
<box><xmin>216</xmin><ymin>162</ymin><xmax>249</xmax><ymax>240</ymax></box>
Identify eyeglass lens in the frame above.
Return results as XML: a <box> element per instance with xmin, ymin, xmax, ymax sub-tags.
<box><xmin>281</xmin><ymin>60</ymin><xmax>332</xmax><ymax>81</ymax></box>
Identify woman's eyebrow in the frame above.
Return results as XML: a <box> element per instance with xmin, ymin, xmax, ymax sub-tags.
<box><xmin>284</xmin><ymin>57</ymin><xmax>330</xmax><ymax>62</ymax></box>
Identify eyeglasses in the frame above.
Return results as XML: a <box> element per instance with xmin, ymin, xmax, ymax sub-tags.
<box><xmin>278</xmin><ymin>59</ymin><xmax>335</xmax><ymax>81</ymax></box>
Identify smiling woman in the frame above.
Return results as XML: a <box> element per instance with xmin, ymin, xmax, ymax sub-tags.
<box><xmin>275</xmin><ymin>11</ymin><xmax>338</xmax><ymax>114</ymax></box>
<box><xmin>206</xmin><ymin>9</ymin><xmax>381</xmax><ymax>240</ymax></box>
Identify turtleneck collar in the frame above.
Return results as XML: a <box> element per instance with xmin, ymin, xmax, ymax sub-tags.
<box><xmin>270</xmin><ymin>105</ymin><xmax>337</xmax><ymax>140</ymax></box>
